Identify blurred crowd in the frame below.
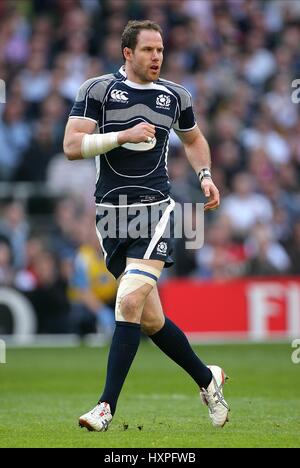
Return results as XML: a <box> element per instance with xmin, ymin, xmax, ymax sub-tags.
<box><xmin>0</xmin><ymin>0</ymin><xmax>300</xmax><ymax>333</ymax></box>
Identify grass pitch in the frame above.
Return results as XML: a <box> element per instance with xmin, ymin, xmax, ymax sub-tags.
<box><xmin>0</xmin><ymin>341</ymin><xmax>299</xmax><ymax>448</ymax></box>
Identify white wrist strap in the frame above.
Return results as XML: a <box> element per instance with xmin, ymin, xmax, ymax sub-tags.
<box><xmin>81</xmin><ymin>132</ymin><xmax>119</xmax><ymax>159</ymax></box>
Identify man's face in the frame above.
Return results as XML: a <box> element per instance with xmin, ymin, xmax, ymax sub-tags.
<box><xmin>126</xmin><ymin>29</ymin><xmax>164</xmax><ymax>82</ymax></box>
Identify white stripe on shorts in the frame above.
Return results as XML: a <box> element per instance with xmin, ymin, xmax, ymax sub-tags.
<box><xmin>95</xmin><ymin>221</ymin><xmax>108</xmax><ymax>261</ymax></box>
<box><xmin>143</xmin><ymin>198</ymin><xmax>175</xmax><ymax>260</ymax></box>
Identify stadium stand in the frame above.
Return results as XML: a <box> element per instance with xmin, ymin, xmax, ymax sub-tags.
<box><xmin>0</xmin><ymin>0</ymin><xmax>299</xmax><ymax>334</ymax></box>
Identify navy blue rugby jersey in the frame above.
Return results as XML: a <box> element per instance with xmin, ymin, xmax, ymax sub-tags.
<box><xmin>69</xmin><ymin>66</ymin><xmax>197</xmax><ymax>205</ymax></box>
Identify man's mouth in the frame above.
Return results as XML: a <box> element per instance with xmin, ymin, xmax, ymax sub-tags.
<box><xmin>150</xmin><ymin>65</ymin><xmax>159</xmax><ymax>71</ymax></box>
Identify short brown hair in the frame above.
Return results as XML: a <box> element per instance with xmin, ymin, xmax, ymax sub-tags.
<box><xmin>121</xmin><ymin>20</ymin><xmax>163</xmax><ymax>59</ymax></box>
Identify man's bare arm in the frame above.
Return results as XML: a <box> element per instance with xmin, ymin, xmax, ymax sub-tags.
<box><xmin>63</xmin><ymin>118</ymin><xmax>96</xmax><ymax>160</ymax></box>
<box><xmin>63</xmin><ymin>118</ymin><xmax>156</xmax><ymax>161</ymax></box>
<box><xmin>175</xmin><ymin>126</ymin><xmax>220</xmax><ymax>211</ymax></box>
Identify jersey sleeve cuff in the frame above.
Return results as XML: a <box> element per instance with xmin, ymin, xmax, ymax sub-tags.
<box><xmin>68</xmin><ymin>116</ymin><xmax>98</xmax><ymax>124</ymax></box>
<box><xmin>174</xmin><ymin>122</ymin><xmax>198</xmax><ymax>132</ymax></box>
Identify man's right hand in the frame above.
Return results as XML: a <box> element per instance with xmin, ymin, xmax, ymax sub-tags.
<box><xmin>118</xmin><ymin>122</ymin><xmax>156</xmax><ymax>145</ymax></box>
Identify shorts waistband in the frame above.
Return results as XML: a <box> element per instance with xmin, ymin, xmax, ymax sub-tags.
<box><xmin>95</xmin><ymin>196</ymin><xmax>171</xmax><ymax>208</ymax></box>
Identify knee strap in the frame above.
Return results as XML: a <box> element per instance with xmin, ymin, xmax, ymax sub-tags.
<box><xmin>115</xmin><ymin>263</ymin><xmax>161</xmax><ymax>321</ymax></box>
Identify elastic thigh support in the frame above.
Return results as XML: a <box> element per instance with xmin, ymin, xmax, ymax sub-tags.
<box><xmin>115</xmin><ymin>263</ymin><xmax>161</xmax><ymax>321</ymax></box>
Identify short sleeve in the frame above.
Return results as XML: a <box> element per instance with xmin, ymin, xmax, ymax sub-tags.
<box><xmin>172</xmin><ymin>87</ymin><xmax>197</xmax><ymax>132</ymax></box>
<box><xmin>69</xmin><ymin>78</ymin><xmax>104</xmax><ymax>123</ymax></box>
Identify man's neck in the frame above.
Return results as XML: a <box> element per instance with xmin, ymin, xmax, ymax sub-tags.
<box><xmin>123</xmin><ymin>65</ymin><xmax>153</xmax><ymax>85</ymax></box>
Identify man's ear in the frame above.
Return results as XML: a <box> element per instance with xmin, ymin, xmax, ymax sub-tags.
<box><xmin>123</xmin><ymin>47</ymin><xmax>133</xmax><ymax>61</ymax></box>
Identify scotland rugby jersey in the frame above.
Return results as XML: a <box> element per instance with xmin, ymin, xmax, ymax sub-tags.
<box><xmin>69</xmin><ymin>66</ymin><xmax>196</xmax><ymax>205</ymax></box>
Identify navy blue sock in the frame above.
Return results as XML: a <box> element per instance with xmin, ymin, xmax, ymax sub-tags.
<box><xmin>99</xmin><ymin>321</ymin><xmax>141</xmax><ymax>415</ymax></box>
<box><xmin>150</xmin><ymin>317</ymin><xmax>212</xmax><ymax>388</ymax></box>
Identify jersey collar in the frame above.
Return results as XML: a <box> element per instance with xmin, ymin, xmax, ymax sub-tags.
<box><xmin>117</xmin><ymin>66</ymin><xmax>155</xmax><ymax>90</ymax></box>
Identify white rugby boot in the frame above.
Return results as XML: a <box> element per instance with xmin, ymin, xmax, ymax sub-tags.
<box><xmin>200</xmin><ymin>365</ymin><xmax>229</xmax><ymax>428</ymax></box>
<box><xmin>79</xmin><ymin>402</ymin><xmax>112</xmax><ymax>432</ymax></box>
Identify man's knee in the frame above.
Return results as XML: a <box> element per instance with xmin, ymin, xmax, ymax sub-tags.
<box><xmin>141</xmin><ymin>315</ymin><xmax>165</xmax><ymax>335</ymax></box>
<box><xmin>120</xmin><ymin>291</ymin><xmax>146</xmax><ymax>322</ymax></box>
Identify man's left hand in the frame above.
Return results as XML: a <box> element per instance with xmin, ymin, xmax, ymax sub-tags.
<box><xmin>201</xmin><ymin>179</ymin><xmax>220</xmax><ymax>211</ymax></box>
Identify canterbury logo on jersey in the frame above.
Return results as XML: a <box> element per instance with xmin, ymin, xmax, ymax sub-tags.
<box><xmin>110</xmin><ymin>89</ymin><xmax>129</xmax><ymax>102</ymax></box>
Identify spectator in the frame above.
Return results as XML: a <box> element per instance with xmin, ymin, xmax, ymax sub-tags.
<box><xmin>287</xmin><ymin>220</ymin><xmax>300</xmax><ymax>275</ymax></box>
<box><xmin>245</xmin><ymin>223</ymin><xmax>291</xmax><ymax>276</ymax></box>
<box><xmin>14</xmin><ymin>235</ymin><xmax>47</xmax><ymax>292</ymax></box>
<box><xmin>16</xmin><ymin>117</ymin><xmax>60</xmax><ymax>182</ymax></box>
<box><xmin>68</xmin><ymin>215</ymin><xmax>116</xmax><ymax>338</ymax></box>
<box><xmin>28</xmin><ymin>250</ymin><xmax>70</xmax><ymax>334</ymax></box>
<box><xmin>0</xmin><ymin>200</ymin><xmax>29</xmax><ymax>269</ymax></box>
<box><xmin>264</xmin><ymin>73</ymin><xmax>298</xmax><ymax>129</ymax></box>
<box><xmin>0</xmin><ymin>98</ymin><xmax>31</xmax><ymax>180</ymax></box>
<box><xmin>19</xmin><ymin>52</ymin><xmax>51</xmax><ymax>110</ymax></box>
<box><xmin>196</xmin><ymin>215</ymin><xmax>246</xmax><ymax>280</ymax></box>
<box><xmin>240</xmin><ymin>114</ymin><xmax>291</xmax><ymax>167</ymax></box>
<box><xmin>221</xmin><ymin>172</ymin><xmax>273</xmax><ymax>238</ymax></box>
<box><xmin>49</xmin><ymin>196</ymin><xmax>83</xmax><ymax>256</ymax></box>
<box><xmin>0</xmin><ymin>240</ymin><xmax>14</xmax><ymax>286</ymax></box>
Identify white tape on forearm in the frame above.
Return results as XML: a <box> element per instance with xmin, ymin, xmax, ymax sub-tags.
<box><xmin>81</xmin><ymin>132</ymin><xmax>119</xmax><ymax>158</ymax></box>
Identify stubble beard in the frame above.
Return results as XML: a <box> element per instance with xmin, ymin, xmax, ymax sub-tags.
<box><xmin>133</xmin><ymin>64</ymin><xmax>159</xmax><ymax>84</ymax></box>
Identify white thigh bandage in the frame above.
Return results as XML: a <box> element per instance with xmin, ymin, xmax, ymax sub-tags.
<box><xmin>81</xmin><ymin>132</ymin><xmax>119</xmax><ymax>159</ymax></box>
<box><xmin>115</xmin><ymin>263</ymin><xmax>161</xmax><ymax>321</ymax></box>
